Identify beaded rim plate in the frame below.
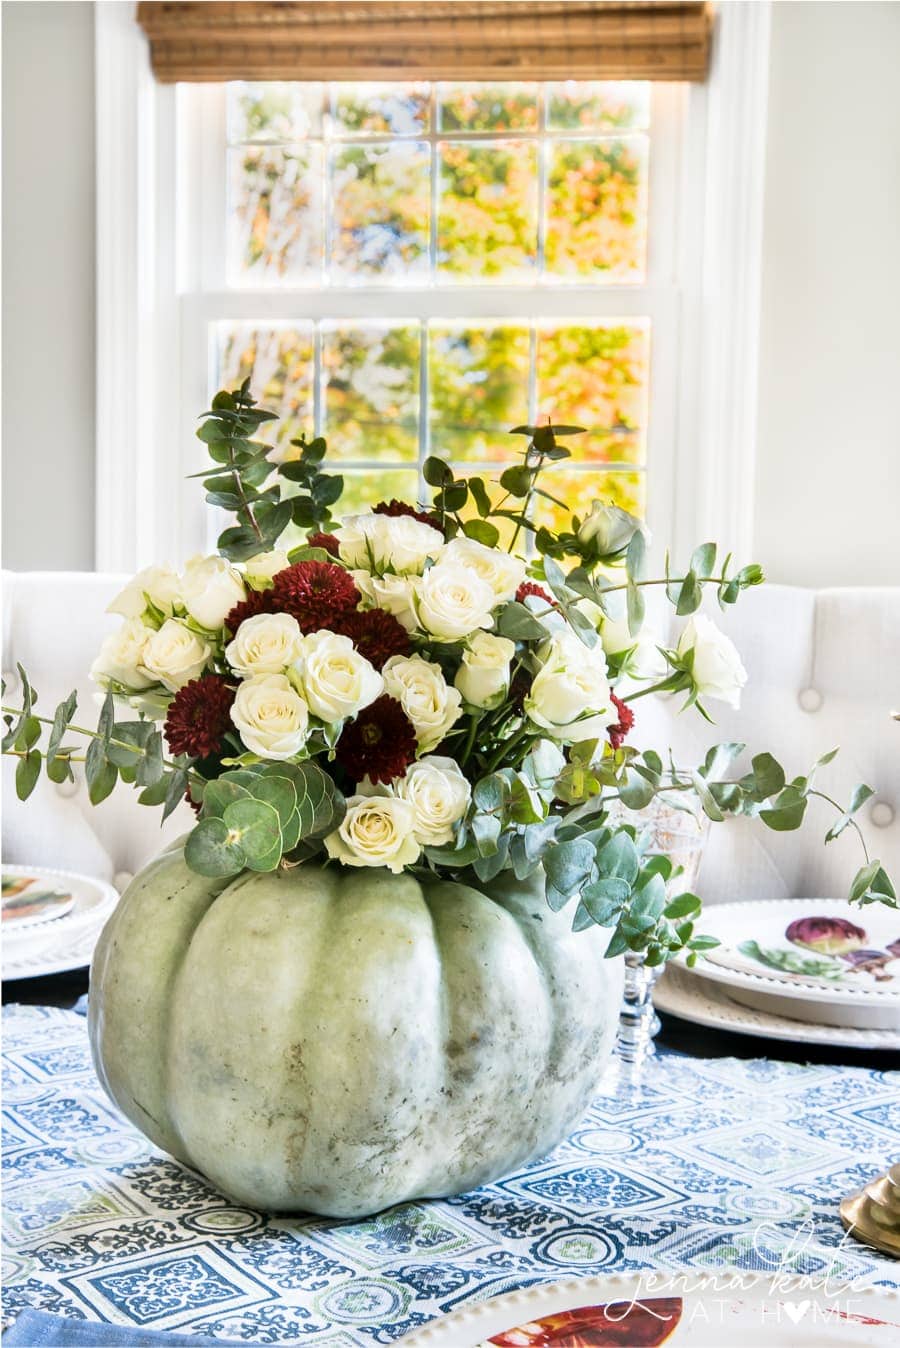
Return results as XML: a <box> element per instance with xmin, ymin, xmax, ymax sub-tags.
<box><xmin>1</xmin><ymin>865</ymin><xmax>118</xmax><ymax>981</ymax></box>
<box><xmin>397</xmin><ymin>1272</ymin><xmax>900</xmax><ymax>1346</ymax></box>
<box><xmin>655</xmin><ymin>963</ymin><xmax>900</xmax><ymax>1050</ymax></box>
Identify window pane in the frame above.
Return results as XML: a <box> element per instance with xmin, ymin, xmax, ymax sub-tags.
<box><xmin>438</xmin><ymin>83</ymin><xmax>538</xmax><ymax>132</ymax></box>
<box><xmin>438</xmin><ymin>141</ymin><xmax>538</xmax><ymax>282</ymax></box>
<box><xmin>536</xmin><ymin>324</ymin><xmax>649</xmax><ymax>464</ymax></box>
<box><xmin>545</xmin><ymin>137</ymin><xmax>647</xmax><ymax>281</ymax></box>
<box><xmin>533</xmin><ymin>469</ymin><xmax>646</xmax><ymax>531</ymax></box>
<box><xmin>332</xmin><ymin>84</ymin><xmax>431</xmax><ymax>137</ymax></box>
<box><xmin>228</xmin><ymin>146</ymin><xmax>324</xmax><ymax>285</ymax></box>
<box><xmin>228</xmin><ymin>82</ymin><xmax>324</xmax><ymax>143</ymax></box>
<box><xmin>546</xmin><ymin>81</ymin><xmax>650</xmax><ymax>133</ymax></box>
<box><xmin>330</xmin><ymin>143</ymin><xmax>431</xmax><ymax>282</ymax></box>
<box><xmin>322</xmin><ymin>323</ymin><xmax>420</xmax><ymax>461</ymax></box>
<box><xmin>429</xmin><ymin>323</ymin><xmax>530</xmax><ymax>463</ymax></box>
<box><xmin>337</xmin><ymin>469</ymin><xmax>421</xmax><ymax>517</ymax></box>
<box><xmin>217</xmin><ymin>324</ymin><xmax>315</xmax><ymax>456</ymax></box>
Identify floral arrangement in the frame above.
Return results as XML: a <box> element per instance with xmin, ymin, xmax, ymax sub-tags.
<box><xmin>4</xmin><ymin>384</ymin><xmax>894</xmax><ymax>963</ymax></box>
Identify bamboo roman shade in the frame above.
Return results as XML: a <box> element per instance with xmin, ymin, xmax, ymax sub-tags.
<box><xmin>136</xmin><ymin>2</ymin><xmax>712</xmax><ymax>84</ymax></box>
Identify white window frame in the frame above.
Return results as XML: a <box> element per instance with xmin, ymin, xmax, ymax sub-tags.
<box><xmin>95</xmin><ymin>1</ymin><xmax>771</xmax><ymax>575</ymax></box>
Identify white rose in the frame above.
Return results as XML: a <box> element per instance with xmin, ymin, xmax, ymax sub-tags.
<box><xmin>230</xmin><ymin>673</ymin><xmax>310</xmax><ymax>759</ymax></box>
<box><xmin>595</xmin><ymin>602</ymin><xmax>665</xmax><ymax>679</ymax></box>
<box><xmin>336</xmin><ymin>513</ymin><xmax>443</xmax><ymax>575</ymax></box>
<box><xmin>454</xmin><ymin>631</ymin><xmax>515</xmax><ymax>710</ymax></box>
<box><xmin>577</xmin><ymin>502</ymin><xmax>647</xmax><ymax>558</ymax></box>
<box><xmin>382</xmin><ymin>654</ymin><xmax>463</xmax><ymax>753</ymax></box>
<box><xmin>107</xmin><ymin>564</ymin><xmax>181</xmax><ymax>620</ymax></box>
<box><xmin>394</xmin><ymin>756</ymin><xmax>471</xmax><ymax>846</ymax></box>
<box><xmin>525</xmin><ymin>631</ymin><xmax>613</xmax><ymax>743</ymax></box>
<box><xmin>181</xmin><ymin>554</ymin><xmax>247</xmax><ymax>630</ymax></box>
<box><xmin>442</xmin><ymin>538</ymin><xmax>526</xmax><ymax>603</ymax></box>
<box><xmin>325</xmin><ymin>794</ymin><xmax>421</xmax><ymax>873</ymax></box>
<box><xmin>292</xmin><ymin>630</ymin><xmax>383</xmax><ymax>723</ymax></box>
<box><xmin>90</xmin><ymin>618</ymin><xmax>155</xmax><ymax>690</ymax></box>
<box><xmin>225</xmin><ymin>612</ymin><xmax>304</xmax><ymax>678</ymax></box>
<box><xmin>415</xmin><ymin>560</ymin><xmax>496</xmax><ymax>642</ymax></box>
<box><xmin>139</xmin><ymin>619</ymin><xmax>211</xmax><ymax>692</ymax></box>
<box><xmin>677</xmin><ymin>614</ymin><xmax>748</xmax><ymax>709</ymax></box>
<box><xmin>353</xmin><ymin>570</ymin><xmax>419</xmax><ymax>632</ymax></box>
<box><xmin>243</xmin><ymin>550</ymin><xmax>290</xmax><ymax>589</ymax></box>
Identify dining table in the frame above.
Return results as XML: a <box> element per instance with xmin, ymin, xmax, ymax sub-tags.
<box><xmin>2</xmin><ymin>969</ymin><xmax>899</xmax><ymax>1343</ymax></box>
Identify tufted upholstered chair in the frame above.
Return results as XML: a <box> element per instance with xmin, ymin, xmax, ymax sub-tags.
<box><xmin>3</xmin><ymin>571</ymin><xmax>899</xmax><ymax>904</ymax></box>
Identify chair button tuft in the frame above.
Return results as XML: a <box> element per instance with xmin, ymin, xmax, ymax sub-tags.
<box><xmin>871</xmin><ymin>801</ymin><xmax>895</xmax><ymax>829</ymax></box>
<box><xmin>798</xmin><ymin>687</ymin><xmax>823</xmax><ymax>713</ymax></box>
<box><xmin>55</xmin><ymin>778</ymin><xmax>79</xmax><ymax>800</ymax></box>
<box><xmin>114</xmin><ymin>871</ymin><xmax>134</xmax><ymax>893</ymax></box>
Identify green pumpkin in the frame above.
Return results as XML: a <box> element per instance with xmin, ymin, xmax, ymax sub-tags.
<box><xmin>88</xmin><ymin>845</ymin><xmax>624</xmax><ymax>1217</ymax></box>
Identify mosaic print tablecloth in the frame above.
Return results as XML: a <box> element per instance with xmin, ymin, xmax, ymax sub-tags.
<box><xmin>3</xmin><ymin>1004</ymin><xmax>899</xmax><ymax>1344</ymax></box>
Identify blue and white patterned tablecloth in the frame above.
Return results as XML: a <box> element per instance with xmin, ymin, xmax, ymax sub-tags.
<box><xmin>2</xmin><ymin>1005</ymin><xmax>899</xmax><ymax>1344</ymax></box>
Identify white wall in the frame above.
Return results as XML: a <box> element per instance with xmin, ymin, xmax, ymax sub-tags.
<box><xmin>2</xmin><ymin>0</ymin><xmax>96</xmax><ymax>570</ymax></box>
<box><xmin>754</xmin><ymin>1</ymin><xmax>900</xmax><ymax>587</ymax></box>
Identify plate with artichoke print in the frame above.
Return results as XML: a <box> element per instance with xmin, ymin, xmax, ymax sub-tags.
<box><xmin>398</xmin><ymin>1273</ymin><xmax>900</xmax><ymax>1346</ymax></box>
<box><xmin>1</xmin><ymin>865</ymin><xmax>119</xmax><ymax>980</ymax></box>
<box><xmin>679</xmin><ymin>899</ymin><xmax>900</xmax><ymax>1030</ymax></box>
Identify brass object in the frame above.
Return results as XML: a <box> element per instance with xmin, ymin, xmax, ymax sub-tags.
<box><xmin>840</xmin><ymin>1163</ymin><xmax>900</xmax><ymax>1259</ymax></box>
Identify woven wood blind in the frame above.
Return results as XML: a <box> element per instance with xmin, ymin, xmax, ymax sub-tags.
<box><xmin>136</xmin><ymin>2</ymin><xmax>712</xmax><ymax>84</ymax></box>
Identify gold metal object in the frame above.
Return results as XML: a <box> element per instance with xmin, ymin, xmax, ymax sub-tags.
<box><xmin>841</xmin><ymin>1163</ymin><xmax>900</xmax><ymax>1259</ymax></box>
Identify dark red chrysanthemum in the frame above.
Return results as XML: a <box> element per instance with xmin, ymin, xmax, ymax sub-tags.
<box><xmin>516</xmin><ymin>581</ymin><xmax>554</xmax><ymax>606</ymax></box>
<box><xmin>225</xmin><ymin>587</ymin><xmax>274</xmax><ymax>634</ymax></box>
<box><xmin>509</xmin><ymin>668</ymin><xmax>533</xmax><ymax>714</ymax></box>
<box><xmin>337</xmin><ymin>608</ymin><xmax>412</xmax><ymax>670</ymax></box>
<box><xmin>164</xmin><ymin>674</ymin><xmax>235</xmax><ymax>760</ymax></box>
<box><xmin>335</xmin><ymin>694</ymin><xmax>417</xmax><ymax>785</ymax></box>
<box><xmin>270</xmin><ymin>561</ymin><xmax>360</xmax><ymax>634</ymax></box>
<box><xmin>608</xmin><ymin>692</ymin><xmax>635</xmax><ymax>750</ymax></box>
<box><xmin>373</xmin><ymin>498</ymin><xmax>445</xmax><ymax>534</ymax></box>
<box><xmin>307</xmin><ymin>531</ymin><xmax>341</xmax><ymax>558</ymax></box>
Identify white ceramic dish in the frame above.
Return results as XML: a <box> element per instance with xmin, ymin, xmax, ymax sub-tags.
<box><xmin>679</xmin><ymin>899</ymin><xmax>900</xmax><ymax>1031</ymax></box>
<box><xmin>654</xmin><ymin>963</ymin><xmax>900</xmax><ymax>1052</ymax></box>
<box><xmin>1</xmin><ymin>865</ymin><xmax>119</xmax><ymax>981</ymax></box>
<box><xmin>398</xmin><ymin>1272</ymin><xmax>900</xmax><ymax>1346</ymax></box>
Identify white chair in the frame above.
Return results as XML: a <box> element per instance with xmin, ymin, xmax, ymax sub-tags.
<box><xmin>3</xmin><ymin>571</ymin><xmax>899</xmax><ymax>903</ymax></box>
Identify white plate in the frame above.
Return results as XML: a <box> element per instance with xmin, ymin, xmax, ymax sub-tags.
<box><xmin>654</xmin><ymin>964</ymin><xmax>900</xmax><ymax>1051</ymax></box>
<box><xmin>398</xmin><ymin>1272</ymin><xmax>900</xmax><ymax>1346</ymax></box>
<box><xmin>679</xmin><ymin>900</ymin><xmax>900</xmax><ymax>1031</ymax></box>
<box><xmin>1</xmin><ymin>865</ymin><xmax>119</xmax><ymax>981</ymax></box>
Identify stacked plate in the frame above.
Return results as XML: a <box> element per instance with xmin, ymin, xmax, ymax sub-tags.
<box><xmin>2</xmin><ymin>865</ymin><xmax>119</xmax><ymax>981</ymax></box>
<box><xmin>655</xmin><ymin>897</ymin><xmax>900</xmax><ymax>1051</ymax></box>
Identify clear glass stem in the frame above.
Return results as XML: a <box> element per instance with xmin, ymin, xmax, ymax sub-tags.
<box><xmin>615</xmin><ymin>951</ymin><xmax>663</xmax><ymax>1067</ymax></box>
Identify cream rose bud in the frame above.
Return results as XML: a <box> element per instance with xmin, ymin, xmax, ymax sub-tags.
<box><xmin>243</xmin><ymin>550</ymin><xmax>290</xmax><ymax>590</ymax></box>
<box><xmin>677</xmin><ymin>614</ymin><xmax>748</xmax><ymax>709</ymax></box>
<box><xmin>353</xmin><ymin>570</ymin><xmax>419</xmax><ymax>632</ymax></box>
<box><xmin>415</xmin><ymin>560</ymin><xmax>496</xmax><ymax>642</ymax></box>
<box><xmin>337</xmin><ymin>513</ymin><xmax>444</xmax><ymax>576</ymax></box>
<box><xmin>596</xmin><ymin>605</ymin><xmax>665</xmax><ymax>679</ymax></box>
<box><xmin>292</xmin><ymin>631</ymin><xmax>383</xmax><ymax>723</ymax></box>
<box><xmin>395</xmin><ymin>757</ymin><xmax>471</xmax><ymax>846</ymax></box>
<box><xmin>90</xmin><ymin>619</ymin><xmax>155</xmax><ymax>690</ymax></box>
<box><xmin>230</xmin><ymin>673</ymin><xmax>310</xmax><ymax>759</ymax></box>
<box><xmin>139</xmin><ymin>619</ymin><xmax>212</xmax><ymax>692</ymax></box>
<box><xmin>455</xmin><ymin>631</ymin><xmax>515</xmax><ymax>710</ymax></box>
<box><xmin>325</xmin><ymin>795</ymin><xmax>421</xmax><ymax>873</ymax></box>
<box><xmin>442</xmin><ymin>538</ymin><xmax>526</xmax><ymax>603</ymax></box>
<box><xmin>382</xmin><ymin>654</ymin><xmax>463</xmax><ymax>753</ymax></box>
<box><xmin>225</xmin><ymin>612</ymin><xmax>303</xmax><ymax>678</ymax></box>
<box><xmin>107</xmin><ymin>564</ymin><xmax>181</xmax><ymax>620</ymax></box>
<box><xmin>577</xmin><ymin>502</ymin><xmax>648</xmax><ymax>559</ymax></box>
<box><xmin>525</xmin><ymin>631</ymin><xmax>613</xmax><ymax>743</ymax></box>
<box><xmin>180</xmin><ymin>554</ymin><xmax>246</xmax><ymax>630</ymax></box>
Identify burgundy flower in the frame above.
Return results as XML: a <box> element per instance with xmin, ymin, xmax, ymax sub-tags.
<box><xmin>516</xmin><ymin>581</ymin><xmax>554</xmax><ymax>606</ymax></box>
<box><xmin>337</xmin><ymin>608</ymin><xmax>412</xmax><ymax>670</ymax></box>
<box><xmin>271</xmin><ymin>561</ymin><xmax>360</xmax><ymax>634</ymax></box>
<box><xmin>335</xmin><ymin>695</ymin><xmax>417</xmax><ymax>785</ymax></box>
<box><xmin>373</xmin><ymin>498</ymin><xmax>445</xmax><ymax>534</ymax></box>
<box><xmin>225</xmin><ymin>588</ymin><xmax>274</xmax><ymax>634</ymax></box>
<box><xmin>164</xmin><ymin>674</ymin><xmax>235</xmax><ymax>760</ymax></box>
<box><xmin>307</xmin><ymin>531</ymin><xmax>341</xmax><ymax>558</ymax></box>
<box><xmin>607</xmin><ymin>692</ymin><xmax>635</xmax><ymax>750</ymax></box>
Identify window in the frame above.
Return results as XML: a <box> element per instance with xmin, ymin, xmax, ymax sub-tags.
<box><xmin>177</xmin><ymin>78</ymin><xmax>686</xmax><ymax>553</ymax></box>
